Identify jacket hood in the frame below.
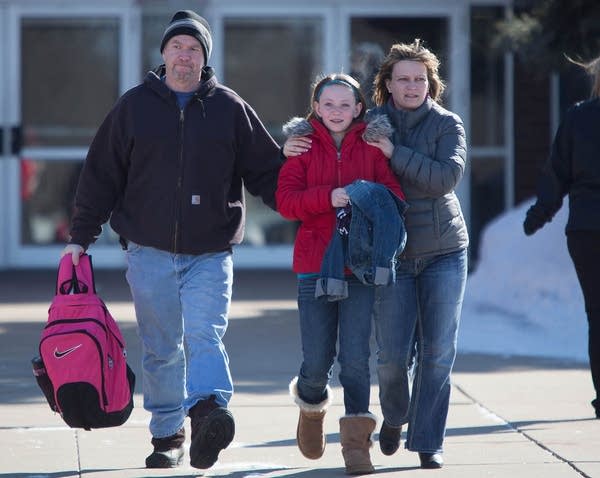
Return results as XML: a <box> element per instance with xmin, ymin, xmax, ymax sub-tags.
<box><xmin>362</xmin><ymin>113</ymin><xmax>394</xmax><ymax>143</ymax></box>
<box><xmin>282</xmin><ymin>114</ymin><xmax>393</xmax><ymax>142</ymax></box>
<box><xmin>282</xmin><ymin>117</ymin><xmax>314</xmax><ymax>138</ymax></box>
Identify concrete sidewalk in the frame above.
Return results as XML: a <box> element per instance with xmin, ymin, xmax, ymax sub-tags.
<box><xmin>0</xmin><ymin>268</ymin><xmax>598</xmax><ymax>477</ymax></box>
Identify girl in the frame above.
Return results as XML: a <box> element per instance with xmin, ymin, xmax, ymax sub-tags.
<box><xmin>276</xmin><ymin>73</ymin><xmax>405</xmax><ymax>475</ymax></box>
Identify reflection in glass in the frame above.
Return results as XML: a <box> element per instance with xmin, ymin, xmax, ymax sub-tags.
<box><xmin>350</xmin><ymin>42</ymin><xmax>385</xmax><ymax>109</ymax></box>
<box><xmin>21</xmin><ymin>159</ymin><xmax>82</xmax><ymax>245</ymax></box>
<box><xmin>20</xmin><ymin>159</ymin><xmax>120</xmax><ymax>246</ymax></box>
<box><xmin>21</xmin><ymin>18</ymin><xmax>119</xmax><ymax>147</ymax></box>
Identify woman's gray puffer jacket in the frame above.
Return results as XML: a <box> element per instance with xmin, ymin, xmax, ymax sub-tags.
<box><xmin>369</xmin><ymin>97</ymin><xmax>469</xmax><ymax>259</ymax></box>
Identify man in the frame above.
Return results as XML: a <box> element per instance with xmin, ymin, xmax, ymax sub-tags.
<box><xmin>62</xmin><ymin>10</ymin><xmax>282</xmax><ymax>469</ymax></box>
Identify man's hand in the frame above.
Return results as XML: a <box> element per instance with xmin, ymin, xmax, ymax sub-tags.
<box><xmin>283</xmin><ymin>137</ymin><xmax>312</xmax><ymax>157</ymax></box>
<box><xmin>61</xmin><ymin>244</ymin><xmax>85</xmax><ymax>265</ymax></box>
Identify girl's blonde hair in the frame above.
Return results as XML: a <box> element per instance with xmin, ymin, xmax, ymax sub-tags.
<box><xmin>373</xmin><ymin>39</ymin><xmax>445</xmax><ymax>107</ymax></box>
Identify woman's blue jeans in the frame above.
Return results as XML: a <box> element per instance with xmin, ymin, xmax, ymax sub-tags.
<box><xmin>125</xmin><ymin>243</ymin><xmax>233</xmax><ymax>439</ymax></box>
<box><xmin>296</xmin><ymin>275</ymin><xmax>374</xmax><ymax>414</ymax></box>
<box><xmin>374</xmin><ymin>249</ymin><xmax>468</xmax><ymax>453</ymax></box>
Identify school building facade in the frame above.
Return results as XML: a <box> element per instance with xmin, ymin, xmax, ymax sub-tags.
<box><xmin>0</xmin><ymin>0</ymin><xmax>580</xmax><ymax>269</ymax></box>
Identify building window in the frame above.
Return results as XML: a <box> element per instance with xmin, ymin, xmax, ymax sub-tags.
<box><xmin>224</xmin><ymin>17</ymin><xmax>323</xmax><ymax>144</ymax></box>
<box><xmin>21</xmin><ymin>18</ymin><xmax>119</xmax><ymax>148</ymax></box>
<box><xmin>20</xmin><ymin>17</ymin><xmax>120</xmax><ymax>245</ymax></box>
<box><xmin>470</xmin><ymin>7</ymin><xmax>505</xmax><ymax>147</ymax></box>
<box><xmin>469</xmin><ymin>6</ymin><xmax>506</xmax><ymax>263</ymax></box>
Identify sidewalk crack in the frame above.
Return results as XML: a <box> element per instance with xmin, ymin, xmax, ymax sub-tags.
<box><xmin>454</xmin><ymin>383</ymin><xmax>591</xmax><ymax>478</ymax></box>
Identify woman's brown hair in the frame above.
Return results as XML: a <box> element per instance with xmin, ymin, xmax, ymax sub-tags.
<box><xmin>373</xmin><ymin>39</ymin><xmax>445</xmax><ymax>107</ymax></box>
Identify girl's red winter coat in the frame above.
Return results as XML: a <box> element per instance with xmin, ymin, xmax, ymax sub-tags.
<box><xmin>276</xmin><ymin>118</ymin><xmax>405</xmax><ymax>274</ymax></box>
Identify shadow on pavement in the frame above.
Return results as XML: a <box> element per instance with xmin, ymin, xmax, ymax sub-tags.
<box><xmin>0</xmin><ymin>268</ymin><xmax>587</xmax><ymax>409</ymax></box>
<box><xmin>0</xmin><ymin>268</ymin><xmax>298</xmax><ymax>304</ymax></box>
<box><xmin>454</xmin><ymin>352</ymin><xmax>587</xmax><ymax>373</ymax></box>
<box><xmin>0</xmin><ymin>310</ymin><xmax>302</xmax><ymax>405</ymax></box>
<box><xmin>0</xmin><ymin>467</ymin><xmax>418</xmax><ymax>478</ymax></box>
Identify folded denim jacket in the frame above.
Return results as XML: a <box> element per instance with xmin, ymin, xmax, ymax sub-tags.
<box><xmin>315</xmin><ymin>180</ymin><xmax>408</xmax><ymax>301</ymax></box>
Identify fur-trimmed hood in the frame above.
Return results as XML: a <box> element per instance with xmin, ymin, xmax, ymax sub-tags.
<box><xmin>282</xmin><ymin>114</ymin><xmax>394</xmax><ymax>143</ymax></box>
<box><xmin>282</xmin><ymin>116</ymin><xmax>314</xmax><ymax>138</ymax></box>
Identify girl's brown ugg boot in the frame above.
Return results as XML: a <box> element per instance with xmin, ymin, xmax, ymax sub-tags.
<box><xmin>339</xmin><ymin>413</ymin><xmax>377</xmax><ymax>475</ymax></box>
<box><xmin>289</xmin><ymin>376</ymin><xmax>332</xmax><ymax>459</ymax></box>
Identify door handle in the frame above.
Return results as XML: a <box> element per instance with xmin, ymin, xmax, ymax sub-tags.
<box><xmin>11</xmin><ymin>125</ymin><xmax>23</xmax><ymax>155</ymax></box>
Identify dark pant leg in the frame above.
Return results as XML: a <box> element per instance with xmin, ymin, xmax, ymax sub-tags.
<box><xmin>296</xmin><ymin>278</ymin><xmax>338</xmax><ymax>404</ymax></box>
<box><xmin>567</xmin><ymin>231</ymin><xmax>600</xmax><ymax>407</ymax></box>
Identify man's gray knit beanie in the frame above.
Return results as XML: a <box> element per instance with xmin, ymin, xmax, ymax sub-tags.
<box><xmin>160</xmin><ymin>10</ymin><xmax>212</xmax><ymax>61</ymax></box>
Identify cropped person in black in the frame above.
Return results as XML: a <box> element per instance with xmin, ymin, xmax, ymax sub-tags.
<box><xmin>524</xmin><ymin>54</ymin><xmax>600</xmax><ymax>419</ymax></box>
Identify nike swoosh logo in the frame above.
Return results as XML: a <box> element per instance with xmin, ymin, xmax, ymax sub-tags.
<box><xmin>53</xmin><ymin>344</ymin><xmax>82</xmax><ymax>359</ymax></box>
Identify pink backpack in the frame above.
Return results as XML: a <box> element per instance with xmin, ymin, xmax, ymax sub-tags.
<box><xmin>33</xmin><ymin>254</ymin><xmax>135</xmax><ymax>429</ymax></box>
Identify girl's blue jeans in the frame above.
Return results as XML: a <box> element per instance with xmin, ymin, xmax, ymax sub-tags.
<box><xmin>296</xmin><ymin>275</ymin><xmax>374</xmax><ymax>414</ymax></box>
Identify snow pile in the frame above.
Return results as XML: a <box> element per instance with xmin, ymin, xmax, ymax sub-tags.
<box><xmin>459</xmin><ymin>197</ymin><xmax>587</xmax><ymax>362</ymax></box>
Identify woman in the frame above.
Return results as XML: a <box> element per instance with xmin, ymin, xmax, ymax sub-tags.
<box><xmin>284</xmin><ymin>39</ymin><xmax>469</xmax><ymax>469</ymax></box>
<box><xmin>523</xmin><ymin>55</ymin><xmax>600</xmax><ymax>420</ymax></box>
<box><xmin>369</xmin><ymin>39</ymin><xmax>468</xmax><ymax>470</ymax></box>
<box><xmin>277</xmin><ymin>73</ymin><xmax>405</xmax><ymax>475</ymax></box>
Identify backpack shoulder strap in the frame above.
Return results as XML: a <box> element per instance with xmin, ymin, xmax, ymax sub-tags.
<box><xmin>56</xmin><ymin>253</ymin><xmax>96</xmax><ymax>295</ymax></box>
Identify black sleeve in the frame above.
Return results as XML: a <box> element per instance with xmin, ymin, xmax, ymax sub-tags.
<box><xmin>234</xmin><ymin>102</ymin><xmax>283</xmax><ymax>211</ymax></box>
<box><xmin>69</xmin><ymin>100</ymin><xmax>131</xmax><ymax>248</ymax></box>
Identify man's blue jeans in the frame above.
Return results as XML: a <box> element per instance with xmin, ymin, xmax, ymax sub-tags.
<box><xmin>297</xmin><ymin>275</ymin><xmax>374</xmax><ymax>414</ymax></box>
<box><xmin>125</xmin><ymin>243</ymin><xmax>233</xmax><ymax>439</ymax></box>
<box><xmin>374</xmin><ymin>249</ymin><xmax>467</xmax><ymax>453</ymax></box>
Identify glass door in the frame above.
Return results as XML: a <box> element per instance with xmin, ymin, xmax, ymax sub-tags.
<box><xmin>6</xmin><ymin>4</ymin><xmax>139</xmax><ymax>267</ymax></box>
<box><xmin>0</xmin><ymin>4</ymin><xmax>8</xmax><ymax>265</ymax></box>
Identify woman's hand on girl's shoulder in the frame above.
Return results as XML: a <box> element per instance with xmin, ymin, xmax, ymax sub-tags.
<box><xmin>283</xmin><ymin>136</ymin><xmax>312</xmax><ymax>157</ymax></box>
<box><xmin>366</xmin><ymin>136</ymin><xmax>394</xmax><ymax>159</ymax></box>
